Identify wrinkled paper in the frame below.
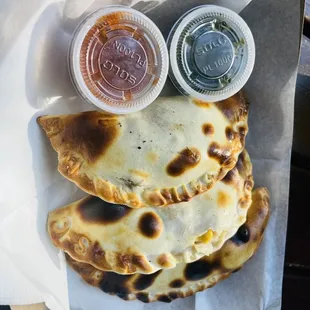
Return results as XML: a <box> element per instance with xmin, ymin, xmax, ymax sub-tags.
<box><xmin>0</xmin><ymin>0</ymin><xmax>300</xmax><ymax>309</ymax></box>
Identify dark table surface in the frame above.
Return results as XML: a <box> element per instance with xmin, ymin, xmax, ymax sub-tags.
<box><xmin>282</xmin><ymin>3</ymin><xmax>310</xmax><ymax>305</ymax></box>
<box><xmin>282</xmin><ymin>79</ymin><xmax>310</xmax><ymax>309</ymax></box>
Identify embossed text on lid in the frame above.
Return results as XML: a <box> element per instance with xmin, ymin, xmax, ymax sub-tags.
<box><xmin>69</xmin><ymin>6</ymin><xmax>169</xmax><ymax>114</ymax></box>
<box><xmin>99</xmin><ymin>36</ymin><xmax>148</xmax><ymax>91</ymax></box>
<box><xmin>193</xmin><ymin>31</ymin><xmax>234</xmax><ymax>79</ymax></box>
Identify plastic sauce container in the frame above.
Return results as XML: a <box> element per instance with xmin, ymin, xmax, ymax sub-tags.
<box><xmin>69</xmin><ymin>6</ymin><xmax>169</xmax><ymax>114</ymax></box>
<box><xmin>167</xmin><ymin>5</ymin><xmax>255</xmax><ymax>102</ymax></box>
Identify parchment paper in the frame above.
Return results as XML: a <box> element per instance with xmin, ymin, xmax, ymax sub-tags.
<box><xmin>0</xmin><ymin>0</ymin><xmax>300</xmax><ymax>309</ymax></box>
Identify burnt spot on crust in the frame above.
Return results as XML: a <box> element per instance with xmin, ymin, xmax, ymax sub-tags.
<box><xmin>230</xmin><ymin>224</ymin><xmax>250</xmax><ymax>245</ymax></box>
<box><xmin>225</xmin><ymin>126</ymin><xmax>235</xmax><ymax>141</ymax></box>
<box><xmin>78</xmin><ymin>196</ymin><xmax>131</xmax><ymax>224</ymax></box>
<box><xmin>136</xmin><ymin>292</ymin><xmax>150</xmax><ymax>303</ymax></box>
<box><xmin>138</xmin><ymin>212</ymin><xmax>163</xmax><ymax>239</ymax></box>
<box><xmin>169</xmin><ymin>278</ymin><xmax>185</xmax><ymax>288</ymax></box>
<box><xmin>99</xmin><ymin>272</ymin><xmax>132</xmax><ymax>295</ymax></box>
<box><xmin>221</xmin><ymin>168</ymin><xmax>236</xmax><ymax>184</ymax></box>
<box><xmin>133</xmin><ymin>270</ymin><xmax>162</xmax><ymax>290</ymax></box>
<box><xmin>116</xmin><ymin>293</ymin><xmax>129</xmax><ymax>300</ymax></box>
<box><xmin>168</xmin><ymin>292</ymin><xmax>179</xmax><ymax>300</ymax></box>
<box><xmin>61</xmin><ymin>112</ymin><xmax>119</xmax><ymax>162</ymax></box>
<box><xmin>184</xmin><ymin>259</ymin><xmax>218</xmax><ymax>281</ymax></box>
<box><xmin>157</xmin><ymin>294</ymin><xmax>172</xmax><ymax>303</ymax></box>
<box><xmin>202</xmin><ymin>123</ymin><xmax>214</xmax><ymax>136</ymax></box>
<box><xmin>215</xmin><ymin>92</ymin><xmax>249</xmax><ymax>123</ymax></box>
<box><xmin>167</xmin><ymin>147</ymin><xmax>201</xmax><ymax>177</ymax></box>
<box><xmin>208</xmin><ymin>142</ymin><xmax>232</xmax><ymax>166</ymax></box>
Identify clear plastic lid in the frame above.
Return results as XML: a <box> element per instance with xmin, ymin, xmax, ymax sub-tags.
<box><xmin>167</xmin><ymin>5</ymin><xmax>255</xmax><ymax>102</ymax></box>
<box><xmin>69</xmin><ymin>6</ymin><xmax>168</xmax><ymax>114</ymax></box>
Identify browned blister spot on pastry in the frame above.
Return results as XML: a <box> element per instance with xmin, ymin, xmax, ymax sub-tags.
<box><xmin>184</xmin><ymin>258</ymin><xmax>218</xmax><ymax>281</ymax></box>
<box><xmin>136</xmin><ymin>292</ymin><xmax>150</xmax><ymax>303</ymax></box>
<box><xmin>208</xmin><ymin>142</ymin><xmax>232</xmax><ymax>166</ymax></box>
<box><xmin>225</xmin><ymin>126</ymin><xmax>235</xmax><ymax>141</ymax></box>
<box><xmin>146</xmin><ymin>151</ymin><xmax>159</xmax><ymax>164</ymax></box>
<box><xmin>99</xmin><ymin>271</ymin><xmax>133</xmax><ymax>295</ymax></box>
<box><xmin>62</xmin><ymin>112</ymin><xmax>119</xmax><ymax>163</ymax></box>
<box><xmin>217</xmin><ymin>191</ymin><xmax>232</xmax><ymax>208</ymax></box>
<box><xmin>129</xmin><ymin>169</ymin><xmax>149</xmax><ymax>179</ymax></box>
<box><xmin>192</xmin><ymin>99</ymin><xmax>211</xmax><ymax>108</ymax></box>
<box><xmin>168</xmin><ymin>292</ymin><xmax>180</xmax><ymax>300</ymax></box>
<box><xmin>167</xmin><ymin>147</ymin><xmax>201</xmax><ymax>177</ymax></box>
<box><xmin>156</xmin><ymin>253</ymin><xmax>174</xmax><ymax>268</ymax></box>
<box><xmin>138</xmin><ymin>212</ymin><xmax>163</xmax><ymax>239</ymax></box>
<box><xmin>157</xmin><ymin>295</ymin><xmax>172</xmax><ymax>303</ymax></box>
<box><xmin>238</xmin><ymin>126</ymin><xmax>247</xmax><ymax>145</ymax></box>
<box><xmin>90</xmin><ymin>242</ymin><xmax>110</xmax><ymax>269</ymax></box>
<box><xmin>77</xmin><ymin>196</ymin><xmax>132</xmax><ymax>224</ymax></box>
<box><xmin>131</xmin><ymin>255</ymin><xmax>152</xmax><ymax>272</ymax></box>
<box><xmin>169</xmin><ymin>278</ymin><xmax>185</xmax><ymax>288</ymax></box>
<box><xmin>238</xmin><ymin>126</ymin><xmax>247</xmax><ymax>137</ymax></box>
<box><xmin>202</xmin><ymin>123</ymin><xmax>214</xmax><ymax>136</ymax></box>
<box><xmin>133</xmin><ymin>270</ymin><xmax>162</xmax><ymax>290</ymax></box>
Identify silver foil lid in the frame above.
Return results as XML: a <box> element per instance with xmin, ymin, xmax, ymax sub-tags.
<box><xmin>168</xmin><ymin>5</ymin><xmax>255</xmax><ymax>102</ymax></box>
